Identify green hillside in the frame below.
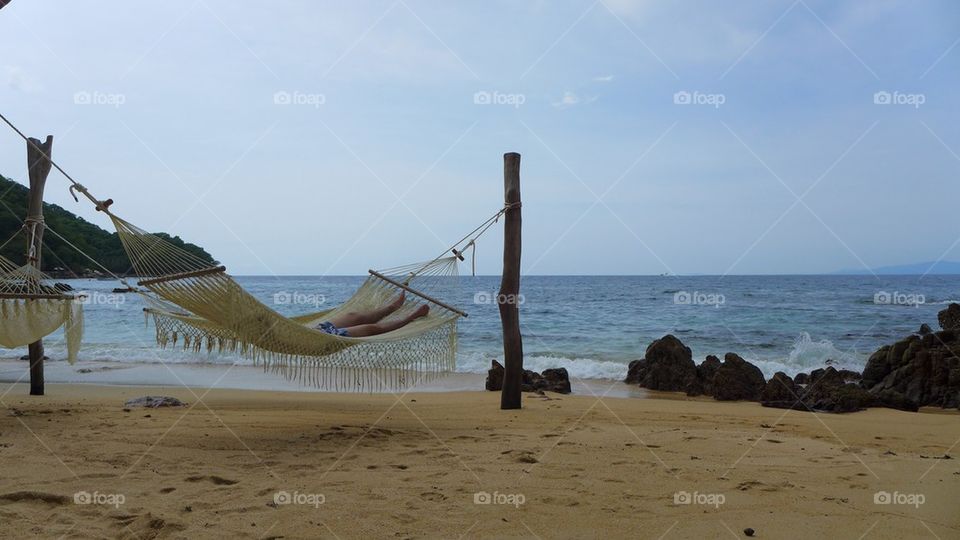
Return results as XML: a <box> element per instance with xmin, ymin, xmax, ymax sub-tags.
<box><xmin>0</xmin><ymin>174</ymin><xmax>216</xmax><ymax>276</ymax></box>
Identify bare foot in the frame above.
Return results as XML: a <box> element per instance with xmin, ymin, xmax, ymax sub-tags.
<box><xmin>410</xmin><ymin>304</ymin><xmax>429</xmax><ymax>320</ymax></box>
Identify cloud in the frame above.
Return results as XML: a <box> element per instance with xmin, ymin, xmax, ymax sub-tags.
<box><xmin>593</xmin><ymin>75</ymin><xmax>614</xmax><ymax>82</ymax></box>
<box><xmin>552</xmin><ymin>91</ymin><xmax>599</xmax><ymax>108</ymax></box>
<box><xmin>552</xmin><ymin>91</ymin><xmax>581</xmax><ymax>108</ymax></box>
<box><xmin>2</xmin><ymin>65</ymin><xmax>41</xmax><ymax>93</ymax></box>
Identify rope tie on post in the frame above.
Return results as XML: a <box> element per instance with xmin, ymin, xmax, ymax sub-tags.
<box><xmin>24</xmin><ymin>217</ymin><xmax>44</xmax><ymax>261</ymax></box>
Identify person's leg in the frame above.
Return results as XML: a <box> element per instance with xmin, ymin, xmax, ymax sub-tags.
<box><xmin>342</xmin><ymin>304</ymin><xmax>429</xmax><ymax>337</ymax></box>
<box><xmin>327</xmin><ymin>292</ymin><xmax>405</xmax><ymax>328</ymax></box>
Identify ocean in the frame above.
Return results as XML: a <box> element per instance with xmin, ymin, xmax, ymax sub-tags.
<box><xmin>3</xmin><ymin>275</ymin><xmax>957</xmax><ymax>382</ymax></box>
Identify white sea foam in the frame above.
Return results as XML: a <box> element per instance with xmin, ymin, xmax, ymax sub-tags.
<box><xmin>456</xmin><ymin>351</ymin><xmax>628</xmax><ymax>380</ymax></box>
<box><xmin>11</xmin><ymin>333</ymin><xmax>868</xmax><ymax>384</ymax></box>
<box><xmin>741</xmin><ymin>332</ymin><xmax>865</xmax><ymax>379</ymax></box>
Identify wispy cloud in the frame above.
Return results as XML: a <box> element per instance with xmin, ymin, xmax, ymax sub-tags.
<box><xmin>552</xmin><ymin>90</ymin><xmax>599</xmax><ymax>108</ymax></box>
<box><xmin>593</xmin><ymin>75</ymin><xmax>614</xmax><ymax>82</ymax></box>
<box><xmin>2</xmin><ymin>65</ymin><xmax>41</xmax><ymax>93</ymax></box>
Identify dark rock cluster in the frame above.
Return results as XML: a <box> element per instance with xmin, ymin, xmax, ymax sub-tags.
<box><xmin>859</xmin><ymin>304</ymin><xmax>960</xmax><ymax>409</ymax></box>
<box><xmin>485</xmin><ymin>360</ymin><xmax>571</xmax><ymax>394</ymax></box>
<box><xmin>621</xmin><ymin>303</ymin><xmax>960</xmax><ymax>413</ymax></box>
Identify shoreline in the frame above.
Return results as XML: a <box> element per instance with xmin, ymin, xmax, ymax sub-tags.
<box><xmin>0</xmin><ymin>359</ymin><xmax>649</xmax><ymax>399</ymax></box>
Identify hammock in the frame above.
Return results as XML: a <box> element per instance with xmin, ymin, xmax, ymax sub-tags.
<box><xmin>0</xmin><ymin>252</ymin><xmax>84</xmax><ymax>361</ymax></box>
<box><xmin>0</xmin><ymin>112</ymin><xmax>503</xmax><ymax>391</ymax></box>
<box><xmin>109</xmin><ymin>214</ymin><xmax>483</xmax><ymax>390</ymax></box>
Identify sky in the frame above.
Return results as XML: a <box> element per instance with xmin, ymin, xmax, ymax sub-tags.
<box><xmin>0</xmin><ymin>0</ymin><xmax>958</xmax><ymax>275</ymax></box>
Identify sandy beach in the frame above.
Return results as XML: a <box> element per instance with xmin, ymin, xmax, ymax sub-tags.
<box><xmin>0</xmin><ymin>382</ymin><xmax>957</xmax><ymax>539</ymax></box>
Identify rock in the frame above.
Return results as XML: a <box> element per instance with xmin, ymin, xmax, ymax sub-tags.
<box><xmin>794</xmin><ymin>372</ymin><xmax>809</xmax><ymax>385</ymax></box>
<box><xmin>711</xmin><ymin>353</ymin><xmax>766</xmax><ymax>401</ymax></box>
<box><xmin>838</xmin><ymin>369</ymin><xmax>862</xmax><ymax>383</ymax></box>
<box><xmin>540</xmin><ymin>368</ymin><xmax>572</xmax><ymax>394</ymax></box>
<box><xmin>919</xmin><ymin>323</ymin><xmax>932</xmax><ymax>335</ymax></box>
<box><xmin>798</xmin><ymin>367</ymin><xmax>874</xmax><ymax>412</ymax></box>
<box><xmin>123</xmin><ymin>396</ymin><xmax>186</xmax><ymax>408</ymax></box>
<box><xmin>687</xmin><ymin>355</ymin><xmax>721</xmax><ymax>396</ymax></box>
<box><xmin>872</xmin><ymin>389</ymin><xmax>919</xmax><ymax>412</ymax></box>
<box><xmin>760</xmin><ymin>367</ymin><xmax>874</xmax><ymax>413</ymax></box>
<box><xmin>744</xmin><ymin>528</ymin><xmax>755</xmax><ymax>537</ymax></box>
<box><xmin>625</xmin><ymin>335</ymin><xmax>697</xmax><ymax>393</ymax></box>
<box><xmin>759</xmin><ymin>372</ymin><xmax>800</xmax><ymax>408</ymax></box>
<box><xmin>860</xmin><ymin>310</ymin><xmax>960</xmax><ymax>410</ymax></box>
<box><xmin>485</xmin><ymin>360</ymin><xmax>504</xmax><ymax>391</ymax></box>
<box><xmin>938</xmin><ymin>303</ymin><xmax>960</xmax><ymax>331</ymax></box>
<box><xmin>521</xmin><ymin>369</ymin><xmax>543</xmax><ymax>392</ymax></box>
<box><xmin>486</xmin><ymin>360</ymin><xmax>571</xmax><ymax>394</ymax></box>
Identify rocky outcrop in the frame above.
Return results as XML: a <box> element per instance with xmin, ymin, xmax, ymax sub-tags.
<box><xmin>859</xmin><ymin>304</ymin><xmax>960</xmax><ymax>409</ymax></box>
<box><xmin>485</xmin><ymin>360</ymin><xmax>504</xmax><ymax>391</ymax></box>
<box><xmin>686</xmin><ymin>355</ymin><xmax>721</xmax><ymax>396</ymax></box>
<box><xmin>524</xmin><ymin>368</ymin><xmax>572</xmax><ymax>394</ymax></box>
<box><xmin>860</xmin><ymin>317</ymin><xmax>960</xmax><ymax>410</ymax></box>
<box><xmin>712</xmin><ymin>353</ymin><xmax>766</xmax><ymax>401</ymax></box>
<box><xmin>759</xmin><ymin>372</ymin><xmax>800</xmax><ymax>408</ymax></box>
<box><xmin>801</xmin><ymin>367</ymin><xmax>875</xmax><ymax>412</ymax></box>
<box><xmin>624</xmin><ymin>335</ymin><xmax>697</xmax><ymax>392</ymax></box>
<box><xmin>627</xmin><ymin>337</ymin><xmax>766</xmax><ymax>401</ymax></box>
<box><xmin>486</xmin><ymin>360</ymin><xmax>572</xmax><ymax>394</ymax></box>
<box><xmin>938</xmin><ymin>303</ymin><xmax>960</xmax><ymax>331</ymax></box>
<box><xmin>761</xmin><ymin>367</ymin><xmax>875</xmax><ymax>413</ymax></box>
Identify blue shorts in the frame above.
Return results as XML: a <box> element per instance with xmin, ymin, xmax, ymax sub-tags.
<box><xmin>317</xmin><ymin>321</ymin><xmax>350</xmax><ymax>337</ymax></box>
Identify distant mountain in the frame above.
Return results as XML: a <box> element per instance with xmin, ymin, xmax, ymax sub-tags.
<box><xmin>834</xmin><ymin>261</ymin><xmax>960</xmax><ymax>275</ymax></box>
<box><xmin>0</xmin><ymin>174</ymin><xmax>216</xmax><ymax>276</ymax></box>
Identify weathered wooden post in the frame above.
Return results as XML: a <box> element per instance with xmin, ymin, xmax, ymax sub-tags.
<box><xmin>499</xmin><ymin>152</ymin><xmax>523</xmax><ymax>410</ymax></box>
<box><xmin>25</xmin><ymin>135</ymin><xmax>53</xmax><ymax>396</ymax></box>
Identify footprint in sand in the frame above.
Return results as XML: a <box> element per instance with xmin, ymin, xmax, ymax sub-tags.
<box><xmin>0</xmin><ymin>491</ymin><xmax>70</xmax><ymax>505</ymax></box>
<box><xmin>420</xmin><ymin>491</ymin><xmax>447</xmax><ymax>502</ymax></box>
<box><xmin>501</xmin><ymin>449</ymin><xmax>538</xmax><ymax>463</ymax></box>
<box><xmin>184</xmin><ymin>475</ymin><xmax>238</xmax><ymax>486</ymax></box>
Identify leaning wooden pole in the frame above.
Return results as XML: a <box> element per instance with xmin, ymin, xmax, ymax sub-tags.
<box><xmin>499</xmin><ymin>152</ymin><xmax>523</xmax><ymax>410</ymax></box>
<box><xmin>25</xmin><ymin>135</ymin><xmax>53</xmax><ymax>396</ymax></box>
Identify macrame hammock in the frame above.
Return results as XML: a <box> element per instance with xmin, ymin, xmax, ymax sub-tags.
<box><xmin>0</xmin><ymin>230</ymin><xmax>84</xmax><ymax>361</ymax></box>
<box><xmin>0</xmin><ymin>113</ymin><xmax>508</xmax><ymax>390</ymax></box>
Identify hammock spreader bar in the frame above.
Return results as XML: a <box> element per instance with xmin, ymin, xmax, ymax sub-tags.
<box><xmin>368</xmin><ymin>269</ymin><xmax>468</xmax><ymax>318</ymax></box>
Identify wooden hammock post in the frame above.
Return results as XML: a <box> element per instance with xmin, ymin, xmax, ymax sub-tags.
<box><xmin>25</xmin><ymin>135</ymin><xmax>53</xmax><ymax>396</ymax></box>
<box><xmin>499</xmin><ymin>152</ymin><xmax>523</xmax><ymax>410</ymax></box>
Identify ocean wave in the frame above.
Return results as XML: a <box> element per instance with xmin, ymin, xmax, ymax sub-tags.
<box><xmin>743</xmin><ymin>332</ymin><xmax>864</xmax><ymax>379</ymax></box>
<box><xmin>456</xmin><ymin>352</ymin><xmax>627</xmax><ymax>380</ymax></box>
